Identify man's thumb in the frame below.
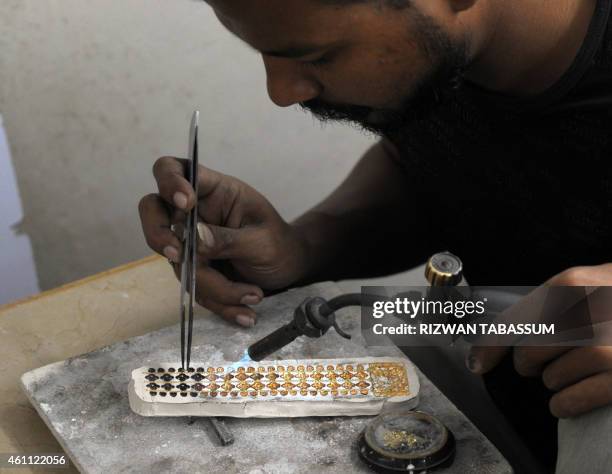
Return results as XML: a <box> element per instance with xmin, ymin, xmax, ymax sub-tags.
<box><xmin>196</xmin><ymin>221</ymin><xmax>254</xmax><ymax>260</ymax></box>
<box><xmin>466</xmin><ymin>346</ymin><xmax>510</xmax><ymax>374</ymax></box>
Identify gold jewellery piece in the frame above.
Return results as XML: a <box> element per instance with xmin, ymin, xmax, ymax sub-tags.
<box><xmin>141</xmin><ymin>361</ymin><xmax>410</xmax><ymax>400</ymax></box>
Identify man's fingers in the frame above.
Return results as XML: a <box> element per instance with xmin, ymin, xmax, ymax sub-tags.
<box><xmin>196</xmin><ymin>222</ymin><xmax>263</xmax><ymax>260</ymax></box>
<box><xmin>138</xmin><ymin>193</ymin><xmax>182</xmax><ymax>262</ymax></box>
<box><xmin>513</xmin><ymin>346</ymin><xmax>573</xmax><ymax>377</ymax></box>
<box><xmin>195</xmin><ymin>264</ymin><xmax>263</xmax><ymax>306</ymax></box>
<box><xmin>549</xmin><ymin>371</ymin><xmax>612</xmax><ymax>418</ymax></box>
<box><xmin>193</xmin><ymin>264</ymin><xmax>263</xmax><ymax>328</ymax></box>
<box><xmin>198</xmin><ymin>297</ymin><xmax>258</xmax><ymax>328</ymax></box>
<box><xmin>547</xmin><ymin>264</ymin><xmax>612</xmax><ymax>286</ymax></box>
<box><xmin>466</xmin><ymin>346</ymin><xmax>510</xmax><ymax>374</ymax></box>
<box><xmin>542</xmin><ymin>347</ymin><xmax>612</xmax><ymax>391</ymax></box>
<box><xmin>152</xmin><ymin>157</ymin><xmax>196</xmax><ymax>211</ymax></box>
<box><xmin>152</xmin><ymin>157</ymin><xmax>226</xmax><ymax>212</ymax></box>
<box><xmin>170</xmin><ymin>208</ymin><xmax>186</xmax><ymax>242</ymax></box>
<box><xmin>170</xmin><ymin>260</ymin><xmax>262</xmax><ymax>328</ymax></box>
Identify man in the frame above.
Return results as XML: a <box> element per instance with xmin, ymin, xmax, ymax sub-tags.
<box><xmin>139</xmin><ymin>0</ymin><xmax>612</xmax><ymax>472</ymax></box>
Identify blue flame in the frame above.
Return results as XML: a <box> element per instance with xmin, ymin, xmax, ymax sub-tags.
<box><xmin>226</xmin><ymin>349</ymin><xmax>253</xmax><ymax>373</ymax></box>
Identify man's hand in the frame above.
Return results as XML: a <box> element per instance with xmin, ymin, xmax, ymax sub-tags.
<box><xmin>138</xmin><ymin>157</ymin><xmax>310</xmax><ymax>327</ymax></box>
<box><xmin>467</xmin><ymin>263</ymin><xmax>612</xmax><ymax>418</ymax></box>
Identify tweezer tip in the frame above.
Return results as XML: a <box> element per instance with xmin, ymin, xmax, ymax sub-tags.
<box><xmin>191</xmin><ymin>110</ymin><xmax>199</xmax><ymax>127</ymax></box>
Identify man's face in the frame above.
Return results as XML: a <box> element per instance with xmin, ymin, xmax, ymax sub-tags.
<box><xmin>207</xmin><ymin>0</ymin><xmax>471</xmax><ymax>134</ymax></box>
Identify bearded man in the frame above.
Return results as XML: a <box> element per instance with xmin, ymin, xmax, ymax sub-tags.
<box><xmin>139</xmin><ymin>1</ymin><xmax>612</xmax><ymax>472</ymax></box>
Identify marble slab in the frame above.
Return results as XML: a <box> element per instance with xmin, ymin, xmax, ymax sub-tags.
<box><xmin>20</xmin><ymin>282</ymin><xmax>512</xmax><ymax>473</ymax></box>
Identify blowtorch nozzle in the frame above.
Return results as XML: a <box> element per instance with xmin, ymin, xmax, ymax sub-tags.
<box><xmin>247</xmin><ymin>296</ymin><xmax>353</xmax><ymax>361</ymax></box>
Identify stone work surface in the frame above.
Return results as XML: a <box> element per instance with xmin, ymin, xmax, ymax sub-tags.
<box><xmin>21</xmin><ymin>283</ymin><xmax>511</xmax><ymax>473</ymax></box>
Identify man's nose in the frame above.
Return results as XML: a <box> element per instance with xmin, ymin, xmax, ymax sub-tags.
<box><xmin>263</xmin><ymin>55</ymin><xmax>320</xmax><ymax>107</ymax></box>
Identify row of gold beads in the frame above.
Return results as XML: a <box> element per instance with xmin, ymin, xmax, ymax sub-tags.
<box><xmin>210</xmin><ymin>364</ymin><xmax>372</xmax><ymax>397</ymax></box>
<box><xmin>218</xmin><ymin>370</ymin><xmax>368</xmax><ymax>382</ymax></box>
<box><xmin>147</xmin><ymin>364</ymin><xmax>369</xmax><ymax>377</ymax></box>
<box><xmin>148</xmin><ymin>378</ymin><xmax>370</xmax><ymax>392</ymax></box>
<box><xmin>204</xmin><ymin>379</ymin><xmax>371</xmax><ymax>391</ymax></box>
<box><xmin>198</xmin><ymin>386</ymin><xmax>370</xmax><ymax>398</ymax></box>
<box><xmin>145</xmin><ymin>364</ymin><xmax>374</xmax><ymax>398</ymax></box>
<box><xmin>191</xmin><ymin>364</ymin><xmax>367</xmax><ymax>373</ymax></box>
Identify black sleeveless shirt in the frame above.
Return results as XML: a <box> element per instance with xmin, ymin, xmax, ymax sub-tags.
<box><xmin>387</xmin><ymin>0</ymin><xmax>612</xmax><ymax>286</ymax></box>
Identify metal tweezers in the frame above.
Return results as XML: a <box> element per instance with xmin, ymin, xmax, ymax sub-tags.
<box><xmin>180</xmin><ymin>110</ymin><xmax>199</xmax><ymax>370</ymax></box>
<box><xmin>179</xmin><ymin>112</ymin><xmax>235</xmax><ymax>445</ymax></box>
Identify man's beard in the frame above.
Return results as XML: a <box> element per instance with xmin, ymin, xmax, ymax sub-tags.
<box><xmin>299</xmin><ymin>13</ymin><xmax>469</xmax><ymax>136</ymax></box>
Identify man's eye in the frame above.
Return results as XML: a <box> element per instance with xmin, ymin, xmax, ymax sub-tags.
<box><xmin>301</xmin><ymin>54</ymin><xmax>331</xmax><ymax>68</ymax></box>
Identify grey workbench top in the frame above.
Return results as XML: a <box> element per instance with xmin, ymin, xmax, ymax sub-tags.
<box><xmin>21</xmin><ymin>282</ymin><xmax>512</xmax><ymax>473</ymax></box>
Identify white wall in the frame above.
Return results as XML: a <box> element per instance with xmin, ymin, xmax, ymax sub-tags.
<box><xmin>0</xmin><ymin>0</ymin><xmax>374</xmax><ymax>294</ymax></box>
